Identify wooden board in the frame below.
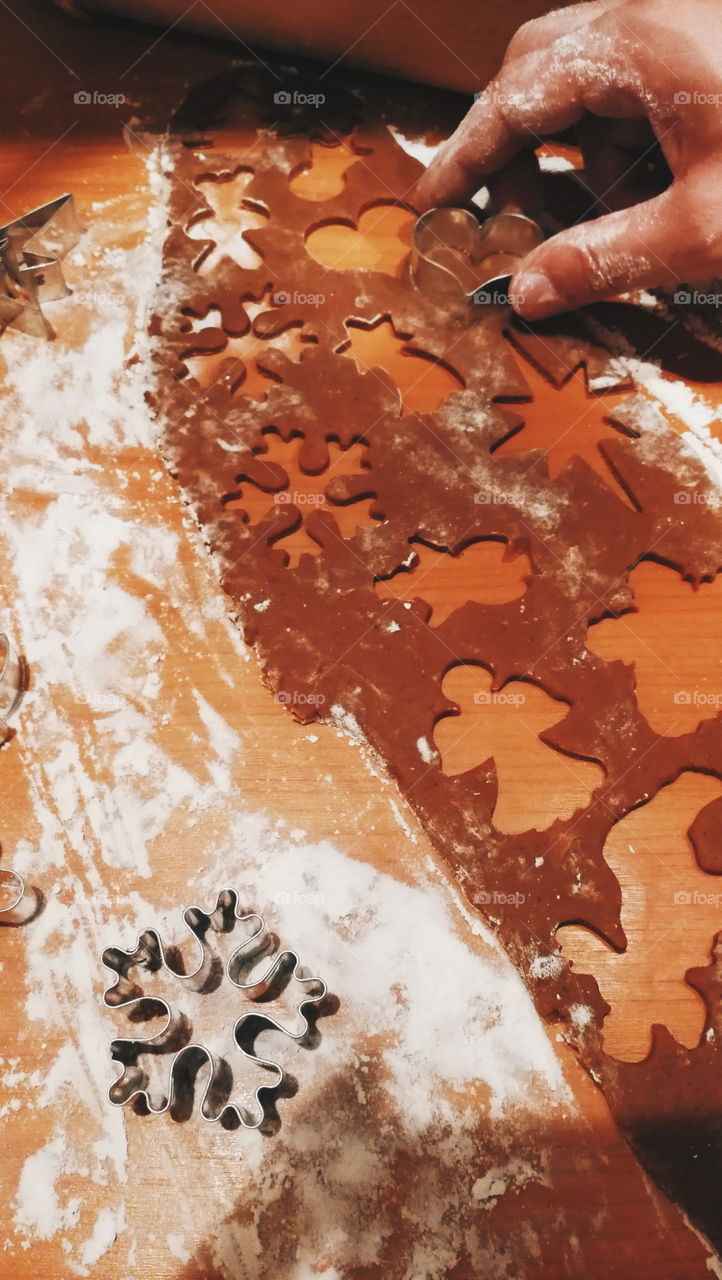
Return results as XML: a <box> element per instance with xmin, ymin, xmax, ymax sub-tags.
<box><xmin>0</xmin><ymin>4</ymin><xmax>720</xmax><ymax>1276</ymax></box>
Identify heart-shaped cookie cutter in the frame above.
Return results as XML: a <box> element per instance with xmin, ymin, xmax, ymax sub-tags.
<box><xmin>409</xmin><ymin>206</ymin><xmax>544</xmax><ymax>310</ymax></box>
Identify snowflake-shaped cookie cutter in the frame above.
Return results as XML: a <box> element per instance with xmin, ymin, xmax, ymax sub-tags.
<box><xmin>102</xmin><ymin>887</ymin><xmax>328</xmax><ymax>1130</ymax></box>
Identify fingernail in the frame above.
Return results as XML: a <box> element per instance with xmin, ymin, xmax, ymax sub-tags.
<box><xmin>513</xmin><ymin>270</ymin><xmax>566</xmax><ymax>319</ymax></box>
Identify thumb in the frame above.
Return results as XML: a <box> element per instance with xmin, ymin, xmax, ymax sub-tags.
<box><xmin>511</xmin><ymin>186</ymin><xmax>699</xmax><ymax>320</ymax></box>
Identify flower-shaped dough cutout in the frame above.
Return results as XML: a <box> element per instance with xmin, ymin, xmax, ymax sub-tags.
<box><xmin>181</xmin><ymin>304</ymin><xmax>310</xmax><ymax>401</ymax></box>
<box><xmin>224</xmin><ymin>432</ymin><xmax>376</xmax><ymax>566</ymax></box>
<box><xmin>435</xmin><ymin>665</ymin><xmax>603</xmax><ymax>834</ymax></box>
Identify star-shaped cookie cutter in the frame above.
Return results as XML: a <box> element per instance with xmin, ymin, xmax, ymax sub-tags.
<box><xmin>0</xmin><ymin>193</ymin><xmax>85</xmax><ymax>339</ymax></box>
<box><xmin>102</xmin><ymin>888</ymin><xmax>328</xmax><ymax>1130</ymax></box>
<box><xmin>409</xmin><ymin>206</ymin><xmax>544</xmax><ymax>311</ymax></box>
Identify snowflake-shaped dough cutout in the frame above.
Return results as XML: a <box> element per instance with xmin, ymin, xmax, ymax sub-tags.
<box><xmin>225</xmin><ymin>431</ymin><xmax>375</xmax><ymax>565</ymax></box>
<box><xmin>102</xmin><ymin>888</ymin><xmax>327</xmax><ymax>1130</ymax></box>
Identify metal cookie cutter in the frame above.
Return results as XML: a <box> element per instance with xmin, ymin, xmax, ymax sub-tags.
<box><xmin>0</xmin><ymin>632</ymin><xmax>29</xmax><ymax>727</ymax></box>
<box><xmin>0</xmin><ymin>193</ymin><xmax>85</xmax><ymax>339</ymax></box>
<box><xmin>409</xmin><ymin>206</ymin><xmax>544</xmax><ymax>311</ymax></box>
<box><xmin>102</xmin><ymin>887</ymin><xmax>329</xmax><ymax>1131</ymax></box>
<box><xmin>0</xmin><ymin>634</ymin><xmax>36</xmax><ymax>926</ymax></box>
<box><xmin>0</xmin><ymin>864</ymin><xmax>41</xmax><ymax>925</ymax></box>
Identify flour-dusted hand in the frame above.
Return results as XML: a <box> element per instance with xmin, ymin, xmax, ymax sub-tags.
<box><xmin>414</xmin><ymin>0</ymin><xmax>722</xmax><ymax>319</ymax></box>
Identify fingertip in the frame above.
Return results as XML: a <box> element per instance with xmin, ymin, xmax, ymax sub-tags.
<box><xmin>412</xmin><ymin>143</ymin><xmax>459</xmax><ymax>211</ymax></box>
<box><xmin>411</xmin><ymin>167</ymin><xmax>442</xmax><ymax>212</ymax></box>
<box><xmin>511</xmin><ymin>270</ymin><xmax>568</xmax><ymax>320</ymax></box>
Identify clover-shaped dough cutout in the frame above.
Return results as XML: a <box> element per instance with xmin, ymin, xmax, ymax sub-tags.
<box><xmin>435</xmin><ymin>664</ymin><xmax>603</xmax><ymax>834</ymax></box>
<box><xmin>289</xmin><ymin>140</ymin><xmax>358</xmax><ymax>201</ymax></box>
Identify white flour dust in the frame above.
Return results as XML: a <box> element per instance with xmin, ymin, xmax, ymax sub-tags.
<box><xmin>2</xmin><ymin>125</ymin><xmax>718</xmax><ymax>1277</ymax></box>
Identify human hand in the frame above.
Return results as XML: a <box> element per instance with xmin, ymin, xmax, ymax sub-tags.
<box><xmin>414</xmin><ymin>0</ymin><xmax>722</xmax><ymax>319</ymax></box>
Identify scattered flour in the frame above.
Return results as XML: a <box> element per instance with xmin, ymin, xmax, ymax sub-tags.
<box><xmin>530</xmin><ymin>953</ymin><xmax>564</xmax><ymax>982</ymax></box>
<box><xmin>569</xmin><ymin>1004</ymin><xmax>594</xmax><ymax>1031</ymax></box>
<box><xmin>471</xmin><ymin>1158</ymin><xmax>542</xmax><ymax>1210</ymax></box>
<box><xmin>15</xmin><ymin>1135</ymin><xmax>81</xmax><ymax>1241</ymax></box>
<box><xmin>78</xmin><ymin>1205</ymin><xmax>126</xmax><ymax>1271</ymax></box>
<box><xmin>2</xmin><ymin>128</ymin><xmax>716</xmax><ymax>1277</ymax></box>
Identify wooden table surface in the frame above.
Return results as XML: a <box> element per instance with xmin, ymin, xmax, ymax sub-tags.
<box><xmin>0</xmin><ymin>4</ymin><xmax>721</xmax><ymax>1276</ymax></box>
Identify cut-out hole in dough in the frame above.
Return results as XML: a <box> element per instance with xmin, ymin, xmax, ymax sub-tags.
<box><xmin>557</xmin><ymin>770</ymin><xmax>722</xmax><ymax>1061</ymax></box>
<box><xmin>289</xmin><ymin>140</ymin><xmax>357</xmax><ymax>201</ymax></box>
<box><xmin>375</xmin><ymin>538</ymin><xmax>531</xmax><ymax>626</ymax></box>
<box><xmin>182</xmin><ymin>305</ymin><xmax>310</xmax><ymax>400</ymax></box>
<box><xmin>342</xmin><ymin>317</ymin><xmax>464</xmax><ymax>414</ymax></box>
<box><xmin>435</xmin><ymin>664</ymin><xmax>604</xmax><ymax>834</ymax></box>
<box><xmin>587</xmin><ymin>560</ymin><xmax>722</xmax><ymax>736</ymax></box>
<box><xmin>495</xmin><ymin>357</ymin><xmax>637</xmax><ymax>508</ymax></box>
<box><xmin>225</xmin><ymin>434</ymin><xmax>374</xmax><ymax>566</ymax></box>
<box><xmin>187</xmin><ymin>169</ymin><xmax>268</xmax><ymax>274</ymax></box>
<box><xmin>305</xmin><ymin>203</ymin><xmax>414</xmax><ymax>274</ymax></box>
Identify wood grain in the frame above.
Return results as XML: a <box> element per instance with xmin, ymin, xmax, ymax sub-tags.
<box><xmin>0</xmin><ymin>4</ymin><xmax>720</xmax><ymax>1275</ymax></box>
